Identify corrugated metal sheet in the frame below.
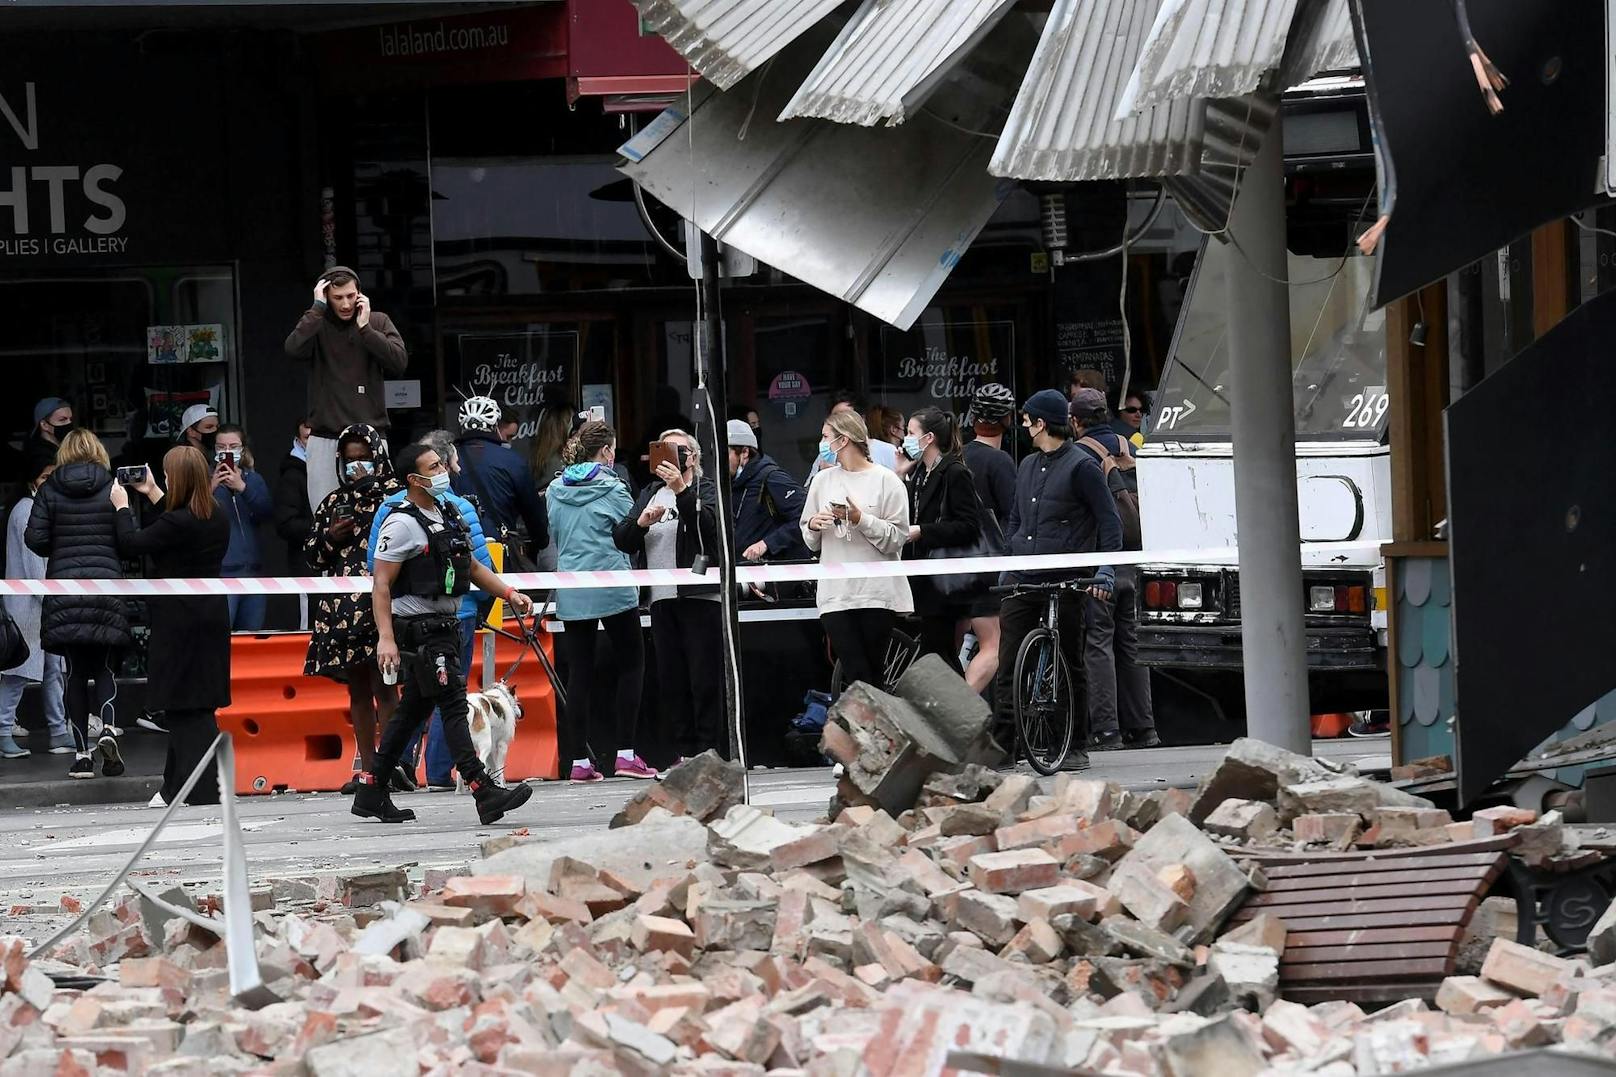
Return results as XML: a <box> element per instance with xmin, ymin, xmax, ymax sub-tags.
<box><xmin>631</xmin><ymin>0</ymin><xmax>845</xmax><ymax>91</ymax></box>
<box><xmin>777</xmin><ymin>0</ymin><xmax>1018</xmax><ymax>126</ymax></box>
<box><xmin>989</xmin><ymin>0</ymin><xmax>1206</xmax><ymax>182</ymax></box>
<box><xmin>1116</xmin><ymin>0</ymin><xmax>1303</xmax><ymax>118</ymax></box>
<box><xmin>619</xmin><ymin>28</ymin><xmax>1017</xmax><ymax>329</ymax></box>
<box><xmin>1278</xmin><ymin>0</ymin><xmax>1359</xmax><ymax>86</ymax></box>
<box><xmin>1163</xmin><ymin>93</ymin><xmax>1277</xmax><ymax>233</ymax></box>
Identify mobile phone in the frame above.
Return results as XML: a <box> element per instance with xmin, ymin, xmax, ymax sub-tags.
<box><xmin>215</xmin><ymin>450</ymin><xmax>240</xmax><ymax>469</ymax></box>
<box><xmin>333</xmin><ymin>505</ymin><xmax>355</xmax><ymax>523</ymax></box>
<box><xmin>649</xmin><ymin>440</ymin><xmax>679</xmax><ymax>474</ymax></box>
<box><xmin>115</xmin><ymin>465</ymin><xmax>147</xmax><ymax>486</ymax></box>
<box><xmin>587</xmin><ymin>405</ymin><xmax>605</xmax><ymax>422</ymax></box>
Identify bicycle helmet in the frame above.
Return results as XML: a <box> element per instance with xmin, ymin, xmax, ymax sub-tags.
<box><xmin>458</xmin><ymin>395</ymin><xmax>502</xmax><ymax>433</ymax></box>
<box><xmin>972</xmin><ymin>382</ymin><xmax>1016</xmax><ymax>422</ymax></box>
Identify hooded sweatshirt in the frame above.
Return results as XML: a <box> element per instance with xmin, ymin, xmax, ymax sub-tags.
<box><xmin>283</xmin><ymin>270</ymin><xmax>408</xmax><ymax>437</ymax></box>
<box><xmin>546</xmin><ymin>463</ymin><xmax>637</xmax><ymax>621</ymax></box>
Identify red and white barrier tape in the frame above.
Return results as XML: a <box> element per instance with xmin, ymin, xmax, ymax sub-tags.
<box><xmin>0</xmin><ymin>542</ymin><xmax>1383</xmax><ymax>596</ymax></box>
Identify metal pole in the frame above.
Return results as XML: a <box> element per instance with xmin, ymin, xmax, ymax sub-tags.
<box><xmin>1225</xmin><ymin>104</ymin><xmax>1311</xmax><ymax>754</ymax></box>
<box><xmin>697</xmin><ymin>232</ymin><xmax>749</xmax><ymax>789</ymax></box>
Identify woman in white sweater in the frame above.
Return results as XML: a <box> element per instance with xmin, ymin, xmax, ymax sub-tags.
<box><xmin>802</xmin><ymin>409</ymin><xmax>912</xmax><ymax>692</ymax></box>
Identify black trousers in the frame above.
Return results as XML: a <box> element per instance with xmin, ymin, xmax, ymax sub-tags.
<box><xmin>373</xmin><ymin>616</ymin><xmax>487</xmax><ymax>786</ymax></box>
<box><xmin>995</xmin><ymin>590</ymin><xmax>1087</xmax><ymax>734</ymax></box>
<box><xmin>558</xmin><ymin>609</ymin><xmax>645</xmax><ymax>766</ymax></box>
<box><xmin>60</xmin><ymin>644</ymin><xmax>119</xmax><ymax>753</ymax></box>
<box><xmin>917</xmin><ymin>613</ymin><xmax>964</xmax><ymax>675</ymax></box>
<box><xmin>822</xmin><ymin>608</ymin><xmax>897</xmax><ymax>693</ymax></box>
<box><xmin>1083</xmin><ymin>568</ymin><xmax>1156</xmax><ymax>735</ymax></box>
<box><xmin>651</xmin><ymin>597</ymin><xmax>725</xmax><ymax>759</ymax></box>
<box><xmin>162</xmin><ymin>708</ymin><xmax>220</xmax><ymax>806</ymax></box>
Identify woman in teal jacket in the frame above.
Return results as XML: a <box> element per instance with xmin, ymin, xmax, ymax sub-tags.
<box><xmin>546</xmin><ymin>420</ymin><xmax>655</xmax><ymax>783</ymax></box>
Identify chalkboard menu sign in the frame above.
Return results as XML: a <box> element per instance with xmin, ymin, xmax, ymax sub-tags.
<box><xmin>456</xmin><ymin>331</ymin><xmax>578</xmax><ymax>446</ymax></box>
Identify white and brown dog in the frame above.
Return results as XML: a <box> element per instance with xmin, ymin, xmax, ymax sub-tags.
<box><xmin>461</xmin><ymin>682</ymin><xmax>520</xmax><ymax>790</ymax></box>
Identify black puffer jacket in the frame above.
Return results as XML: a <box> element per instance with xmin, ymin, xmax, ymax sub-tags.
<box><xmin>25</xmin><ymin>461</ymin><xmax>132</xmax><ymax>652</ymax></box>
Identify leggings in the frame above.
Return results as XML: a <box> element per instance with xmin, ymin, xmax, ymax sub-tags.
<box><xmin>60</xmin><ymin>644</ymin><xmax>119</xmax><ymax>754</ymax></box>
<box><xmin>917</xmin><ymin>613</ymin><xmax>964</xmax><ymax>675</ymax></box>
<box><xmin>558</xmin><ymin>609</ymin><xmax>645</xmax><ymax>766</ymax></box>
<box><xmin>822</xmin><ymin>608</ymin><xmax>897</xmax><ymax>694</ymax></box>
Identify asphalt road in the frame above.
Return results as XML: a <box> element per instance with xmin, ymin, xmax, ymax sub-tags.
<box><xmin>0</xmin><ymin>738</ymin><xmax>1382</xmax><ymax>948</ymax></box>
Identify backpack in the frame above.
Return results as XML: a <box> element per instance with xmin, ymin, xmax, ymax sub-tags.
<box><xmin>1077</xmin><ymin>437</ymin><xmax>1143</xmax><ymax>551</ymax></box>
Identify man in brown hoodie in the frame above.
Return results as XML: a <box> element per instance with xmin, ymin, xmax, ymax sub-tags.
<box><xmin>284</xmin><ymin>266</ymin><xmax>408</xmax><ymax>510</ymax></box>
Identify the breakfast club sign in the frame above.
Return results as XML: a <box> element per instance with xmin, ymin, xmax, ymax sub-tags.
<box><xmin>877</xmin><ymin>320</ymin><xmax>1015</xmax><ymax>412</ymax></box>
<box><xmin>458</xmin><ymin>331</ymin><xmax>577</xmax><ymax>444</ymax></box>
<box><xmin>0</xmin><ymin>82</ymin><xmax>129</xmax><ymax>259</ymax></box>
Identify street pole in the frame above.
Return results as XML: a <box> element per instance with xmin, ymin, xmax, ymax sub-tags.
<box><xmin>697</xmin><ymin>232</ymin><xmax>749</xmax><ymax>790</ymax></box>
<box><xmin>1225</xmin><ymin>103</ymin><xmax>1311</xmax><ymax>755</ymax></box>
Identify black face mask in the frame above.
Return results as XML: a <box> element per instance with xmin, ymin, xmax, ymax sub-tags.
<box><xmin>198</xmin><ymin>432</ymin><xmax>217</xmax><ymax>456</ymax></box>
<box><xmin>50</xmin><ymin>421</ymin><xmax>72</xmax><ymax>439</ymax></box>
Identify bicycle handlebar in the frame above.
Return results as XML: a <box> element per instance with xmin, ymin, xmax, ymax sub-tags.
<box><xmin>989</xmin><ymin>578</ymin><xmax>1105</xmax><ymax>595</ymax></box>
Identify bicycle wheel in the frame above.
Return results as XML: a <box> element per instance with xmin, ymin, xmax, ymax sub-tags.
<box><xmin>830</xmin><ymin>627</ymin><xmax>922</xmax><ymax>698</ymax></box>
<box><xmin>1013</xmin><ymin>627</ymin><xmax>1073</xmax><ymax>775</ymax></box>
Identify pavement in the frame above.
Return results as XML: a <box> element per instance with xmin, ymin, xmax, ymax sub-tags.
<box><xmin>0</xmin><ymin>737</ymin><xmax>1382</xmax><ymax>949</ymax></box>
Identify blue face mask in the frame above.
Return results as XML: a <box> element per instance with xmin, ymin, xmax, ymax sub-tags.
<box><xmin>417</xmin><ymin>472</ymin><xmax>452</xmax><ymax>501</ymax></box>
<box><xmin>343</xmin><ymin>459</ymin><xmax>372</xmax><ymax>481</ymax></box>
<box><xmin>901</xmin><ymin>434</ymin><xmax>923</xmax><ymax>460</ymax></box>
<box><xmin>817</xmin><ymin>439</ymin><xmax>837</xmax><ymax>466</ymax></box>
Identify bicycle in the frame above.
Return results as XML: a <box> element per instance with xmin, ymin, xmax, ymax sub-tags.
<box><xmin>991</xmin><ymin>578</ymin><xmax>1101</xmax><ymax>775</ymax></box>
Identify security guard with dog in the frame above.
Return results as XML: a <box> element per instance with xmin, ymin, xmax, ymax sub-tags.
<box><xmin>354</xmin><ymin>442</ymin><xmax>536</xmax><ymax>825</ymax></box>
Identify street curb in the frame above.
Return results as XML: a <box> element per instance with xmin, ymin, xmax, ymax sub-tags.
<box><xmin>0</xmin><ymin>776</ymin><xmax>164</xmax><ymax>810</ymax></box>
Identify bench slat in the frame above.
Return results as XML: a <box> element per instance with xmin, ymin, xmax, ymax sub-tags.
<box><xmin>1232</xmin><ymin>893</ymin><xmax>1475</xmax><ymax>922</ymax></box>
<box><xmin>1254</xmin><ymin>851</ymin><xmax>1506</xmax><ymax>878</ymax></box>
<box><xmin>1286</xmin><ymin>925</ymin><xmax>1460</xmax><ymax>948</ymax></box>
<box><xmin>1248</xmin><ymin>878</ymin><xmax>1483</xmax><ymax>907</ymax></box>
<box><xmin>1240</xmin><ymin>908</ymin><xmax>1474</xmax><ymax>932</ymax></box>
<box><xmin>1283</xmin><ymin>956</ymin><xmax>1452</xmax><ymax>983</ymax></box>
<box><xmin>1283</xmin><ymin>941</ymin><xmax>1456</xmax><ymax>965</ymax></box>
<box><xmin>1265</xmin><ymin>866</ymin><xmax>1495</xmax><ymax>893</ymax></box>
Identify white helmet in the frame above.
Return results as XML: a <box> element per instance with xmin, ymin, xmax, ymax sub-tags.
<box><xmin>458</xmin><ymin>395</ymin><xmax>502</xmax><ymax>432</ymax></box>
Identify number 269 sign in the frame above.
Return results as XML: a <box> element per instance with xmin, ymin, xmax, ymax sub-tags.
<box><xmin>1343</xmin><ymin>387</ymin><xmax>1389</xmax><ymax>429</ymax></box>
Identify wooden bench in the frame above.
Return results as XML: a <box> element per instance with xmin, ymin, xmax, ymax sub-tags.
<box><xmin>1228</xmin><ymin>837</ymin><xmax>1515</xmax><ymax>1004</ymax></box>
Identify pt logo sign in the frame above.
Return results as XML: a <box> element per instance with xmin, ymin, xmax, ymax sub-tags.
<box><xmin>0</xmin><ymin>82</ymin><xmax>129</xmax><ymax>258</ymax></box>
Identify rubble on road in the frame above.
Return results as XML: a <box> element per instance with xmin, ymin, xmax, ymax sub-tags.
<box><xmin>3</xmin><ymin>735</ymin><xmax>1614</xmax><ymax>1075</ymax></box>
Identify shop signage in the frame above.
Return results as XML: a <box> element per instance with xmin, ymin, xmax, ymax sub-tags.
<box><xmin>877</xmin><ymin>320</ymin><xmax>1014</xmax><ymax>415</ymax></box>
<box><xmin>316</xmin><ymin>6</ymin><xmax>567</xmax><ymax>91</ymax></box>
<box><xmin>0</xmin><ymin>82</ymin><xmax>129</xmax><ymax>260</ymax></box>
<box><xmin>1055</xmin><ymin>317</ymin><xmax>1126</xmax><ymax>397</ymax></box>
<box><xmin>458</xmin><ymin>331</ymin><xmax>576</xmax><ymax>443</ymax></box>
<box><xmin>767</xmin><ymin>370</ymin><xmax>812</xmax><ymax>419</ymax></box>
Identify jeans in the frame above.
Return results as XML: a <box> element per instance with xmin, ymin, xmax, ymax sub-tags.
<box><xmin>650</xmin><ymin>598</ymin><xmax>724</xmax><ymax>759</ymax></box>
<box><xmin>372</xmin><ymin>616</ymin><xmax>486</xmax><ymax>787</ymax></box>
<box><xmin>227</xmin><ymin>590</ymin><xmax>267</xmax><ymax>633</ymax></box>
<box><xmin>0</xmin><ymin>654</ymin><xmax>66</xmax><ymax>739</ymax></box>
<box><xmin>822</xmin><ymin>608</ymin><xmax>897</xmax><ymax>693</ymax></box>
<box><xmin>1083</xmin><ymin>568</ymin><xmax>1155</xmax><ymax>736</ymax></box>
<box><xmin>558</xmin><ymin>609</ymin><xmax>644</xmax><ymax>767</ymax></box>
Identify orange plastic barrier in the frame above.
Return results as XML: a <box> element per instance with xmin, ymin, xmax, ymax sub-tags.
<box><xmin>1310</xmin><ymin>712</ymin><xmax>1356</xmax><ymax>738</ymax></box>
<box><xmin>217</xmin><ymin>629</ymin><xmax>559</xmax><ymax>795</ymax></box>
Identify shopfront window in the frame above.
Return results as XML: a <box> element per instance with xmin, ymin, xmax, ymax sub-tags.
<box><xmin>0</xmin><ymin>264</ymin><xmax>238</xmax><ymax>484</ymax></box>
<box><xmin>874</xmin><ymin>310</ymin><xmax>1019</xmax><ymax>428</ymax></box>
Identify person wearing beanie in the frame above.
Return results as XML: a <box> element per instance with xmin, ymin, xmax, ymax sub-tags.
<box><xmin>1069</xmin><ymin>388</ymin><xmax>1158</xmax><ymax>751</ymax></box>
<box><xmin>726</xmin><ymin>418</ymin><xmax>809</xmax><ymax>564</ymax></box>
<box><xmin>285</xmin><ymin>266</ymin><xmax>408</xmax><ymax>511</ymax></box>
<box><xmin>995</xmin><ymin>388</ymin><xmax>1124</xmax><ymax>772</ymax></box>
<box><xmin>24</xmin><ymin>398</ymin><xmax>73</xmax><ymax>478</ymax></box>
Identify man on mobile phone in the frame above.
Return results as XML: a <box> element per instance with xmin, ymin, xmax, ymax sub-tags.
<box><xmin>285</xmin><ymin>266</ymin><xmax>407</xmax><ymax>511</ymax></box>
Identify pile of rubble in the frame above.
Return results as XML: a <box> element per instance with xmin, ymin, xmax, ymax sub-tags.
<box><xmin>2</xmin><ymin>659</ymin><xmax>1615</xmax><ymax>1074</ymax></box>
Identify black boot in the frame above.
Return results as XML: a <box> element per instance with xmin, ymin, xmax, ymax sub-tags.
<box><xmin>472</xmin><ymin>778</ymin><xmax>533</xmax><ymax>826</ymax></box>
<box><xmin>351</xmin><ymin>780</ymin><xmax>416</xmax><ymax>823</ymax></box>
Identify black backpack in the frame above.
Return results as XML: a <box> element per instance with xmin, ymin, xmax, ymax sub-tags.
<box><xmin>0</xmin><ymin>609</ymin><xmax>30</xmax><ymax>673</ymax></box>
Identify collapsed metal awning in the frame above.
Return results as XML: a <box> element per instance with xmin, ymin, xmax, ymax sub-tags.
<box><xmin>618</xmin><ymin>27</ymin><xmax>1018</xmax><ymax>330</ymax></box>
<box><xmin>631</xmin><ymin>0</ymin><xmax>845</xmax><ymax>91</ymax></box>
<box><xmin>777</xmin><ymin>0</ymin><xmax>1018</xmax><ymax>126</ymax></box>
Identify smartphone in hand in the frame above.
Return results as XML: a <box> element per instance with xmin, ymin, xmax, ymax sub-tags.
<box><xmin>115</xmin><ymin>465</ymin><xmax>147</xmax><ymax>486</ymax></box>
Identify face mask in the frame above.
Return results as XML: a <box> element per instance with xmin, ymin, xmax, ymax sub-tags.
<box><xmin>50</xmin><ymin>421</ymin><xmax>72</xmax><ymax>439</ymax></box>
<box><xmin>419</xmin><ymin>472</ymin><xmax>452</xmax><ymax>500</ymax></box>
<box><xmin>901</xmin><ymin>434</ymin><xmax>923</xmax><ymax>460</ymax></box>
<box><xmin>343</xmin><ymin>460</ymin><xmax>372</xmax><ymax>481</ymax></box>
<box><xmin>817</xmin><ymin>439</ymin><xmax>837</xmax><ymax>466</ymax></box>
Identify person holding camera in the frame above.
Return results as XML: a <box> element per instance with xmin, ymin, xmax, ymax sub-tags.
<box><xmin>801</xmin><ymin>410</ymin><xmax>912</xmax><ymax>693</ymax></box>
<box><xmin>109</xmin><ymin>448</ymin><xmax>231</xmax><ymax>805</ymax></box>
<box><xmin>25</xmin><ymin>429</ymin><xmax>132</xmax><ymax>779</ymax></box>
<box><xmin>284</xmin><ymin>266</ymin><xmax>408</xmax><ymax>511</ymax></box>
<box><xmin>304</xmin><ymin>424</ymin><xmax>404</xmax><ymax>792</ymax></box>
<box><xmin>357</xmin><ymin>442</ymin><xmax>535</xmax><ymax>826</ymax></box>
<box><xmin>614</xmin><ymin>429</ymin><xmax>720</xmax><ymax>764</ymax></box>
<box><xmin>211</xmin><ymin>425</ymin><xmax>272</xmax><ymax>632</ymax></box>
<box><xmin>547</xmin><ymin>420</ymin><xmax>653</xmax><ymax>783</ymax></box>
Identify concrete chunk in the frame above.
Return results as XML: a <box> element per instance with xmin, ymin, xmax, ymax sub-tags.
<box><xmin>1111</xmin><ymin>814</ymin><xmax>1251</xmax><ymax>943</ymax></box>
<box><xmin>1203</xmin><ymin>799</ymin><xmax>1280</xmax><ymax>841</ymax></box>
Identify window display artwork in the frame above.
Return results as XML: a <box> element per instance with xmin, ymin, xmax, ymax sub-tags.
<box><xmin>144</xmin><ymin>384</ymin><xmax>221</xmax><ymax>439</ymax></box>
<box><xmin>146</xmin><ymin>324</ymin><xmax>224</xmax><ymax>364</ymax></box>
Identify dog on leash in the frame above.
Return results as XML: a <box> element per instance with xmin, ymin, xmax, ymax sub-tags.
<box><xmin>461</xmin><ymin>682</ymin><xmax>521</xmax><ymax>791</ymax></box>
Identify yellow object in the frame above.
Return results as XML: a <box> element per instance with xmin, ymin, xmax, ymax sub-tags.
<box><xmin>484</xmin><ymin>541</ymin><xmax>505</xmax><ymax>630</ymax></box>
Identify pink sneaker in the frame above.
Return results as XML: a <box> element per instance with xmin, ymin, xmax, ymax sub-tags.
<box><xmin>569</xmin><ymin>762</ymin><xmax>604</xmax><ymax>783</ymax></box>
<box><xmin>614</xmin><ymin>754</ymin><xmax>659</xmax><ymax>780</ymax></box>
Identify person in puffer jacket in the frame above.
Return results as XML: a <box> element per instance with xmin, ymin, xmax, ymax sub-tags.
<box><xmin>546</xmin><ymin>420</ymin><xmax>654</xmax><ymax>784</ymax></box>
<box><xmin>25</xmin><ymin>429</ymin><xmax>132</xmax><ymax>780</ymax></box>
